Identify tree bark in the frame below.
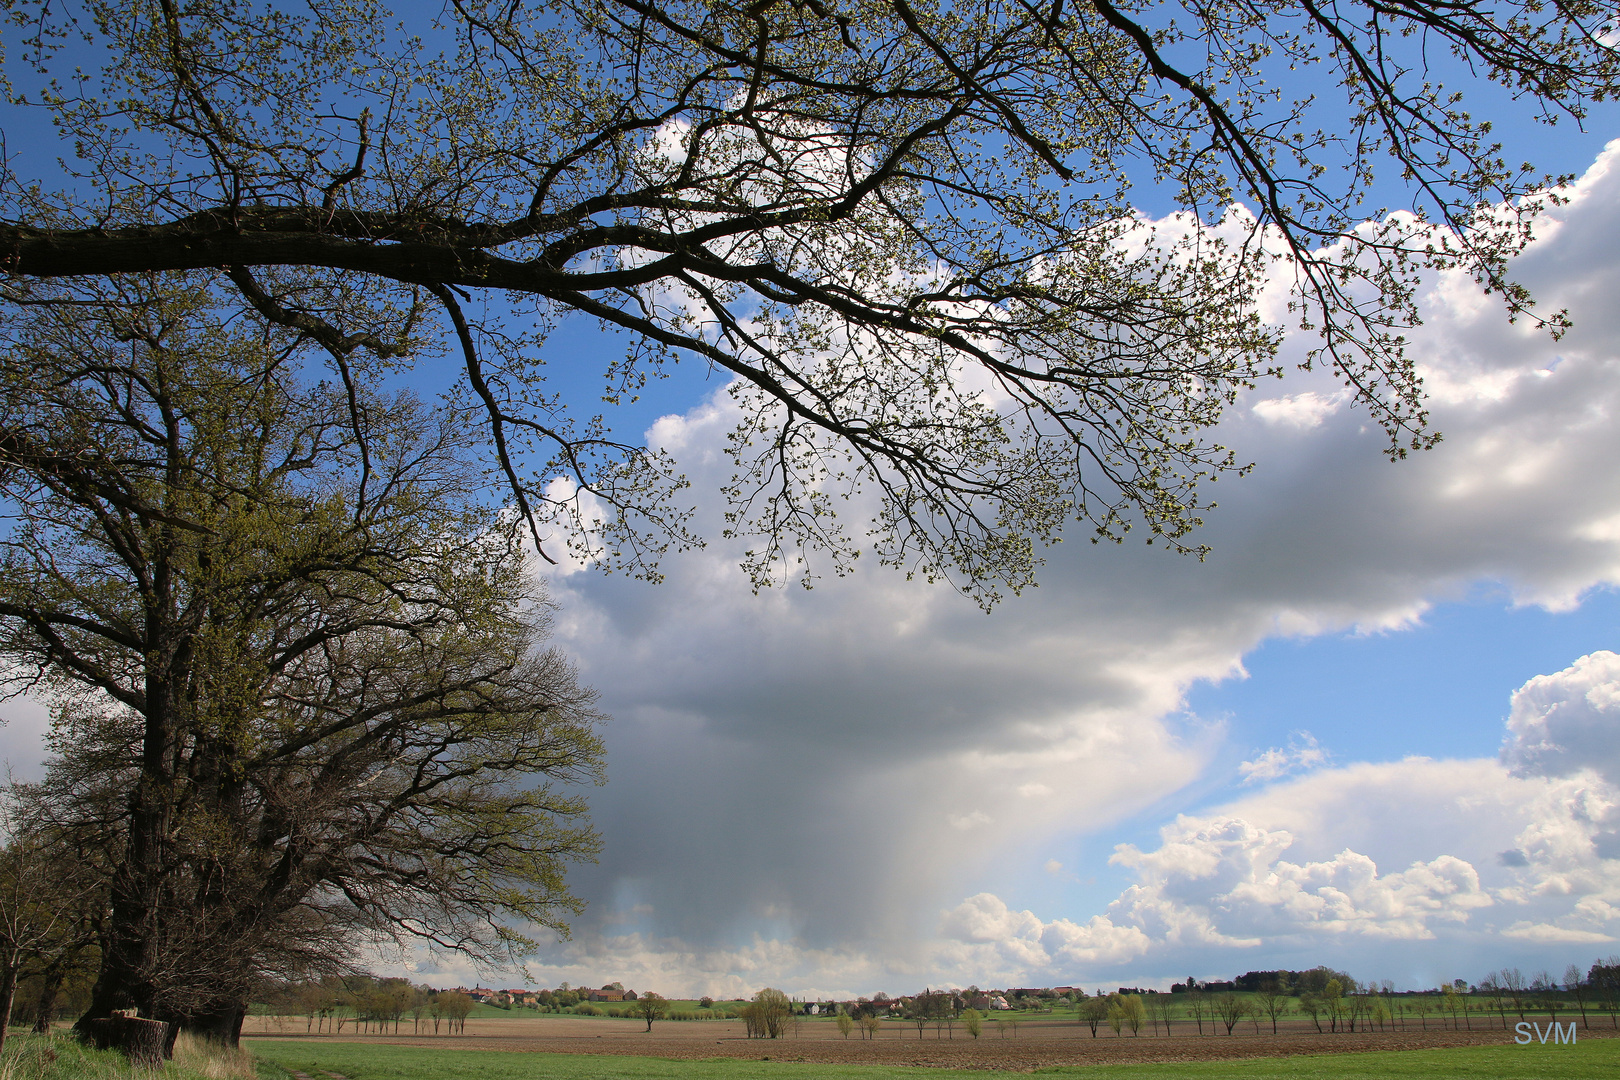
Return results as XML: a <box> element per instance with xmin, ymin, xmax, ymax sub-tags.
<box><xmin>174</xmin><ymin>1000</ymin><xmax>247</xmax><ymax>1047</ymax></box>
<box><xmin>31</xmin><ymin>963</ymin><xmax>63</xmax><ymax>1034</ymax></box>
<box><xmin>73</xmin><ymin>672</ymin><xmax>181</xmax><ymax>1036</ymax></box>
<box><xmin>78</xmin><ymin>1015</ymin><xmax>173</xmax><ymax>1064</ymax></box>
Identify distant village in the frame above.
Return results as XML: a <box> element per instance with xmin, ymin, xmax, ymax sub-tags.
<box><xmin>441</xmin><ymin>978</ymin><xmax>1290</xmax><ymax>1014</ymax></box>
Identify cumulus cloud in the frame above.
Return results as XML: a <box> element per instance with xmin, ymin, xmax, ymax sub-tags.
<box><xmin>939</xmin><ymin>893</ymin><xmax>1151</xmax><ymax>971</ymax></box>
<box><xmin>1502</xmin><ymin>651</ymin><xmax>1620</xmax><ymax>785</ymax></box>
<box><xmin>929</xmin><ymin>747</ymin><xmax>1618</xmax><ymax>990</ymax></box>
<box><xmin>1108</xmin><ymin>815</ymin><xmax>1491</xmax><ymax>945</ymax></box>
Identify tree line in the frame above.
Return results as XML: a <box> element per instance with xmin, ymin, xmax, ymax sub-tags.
<box><xmin>261</xmin><ymin>978</ymin><xmax>477</xmax><ymax>1036</ymax></box>
<box><xmin>807</xmin><ymin>960</ymin><xmax>1620</xmax><ymax>1041</ymax></box>
<box><xmin>1074</xmin><ymin>960</ymin><xmax>1620</xmax><ymax>1038</ymax></box>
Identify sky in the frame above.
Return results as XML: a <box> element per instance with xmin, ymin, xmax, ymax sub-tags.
<box><xmin>507</xmin><ymin>136</ymin><xmax>1620</xmax><ymax>1000</ymax></box>
<box><xmin>4</xmin><ymin>13</ymin><xmax>1620</xmax><ymax>1003</ymax></box>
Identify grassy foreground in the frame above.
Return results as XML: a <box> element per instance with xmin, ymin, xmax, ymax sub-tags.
<box><xmin>1059</xmin><ymin>1042</ymin><xmax>1615</xmax><ymax>1080</ymax></box>
<box><xmin>0</xmin><ymin>1031</ymin><xmax>261</xmax><ymax>1080</ymax></box>
<box><xmin>246</xmin><ymin>1038</ymin><xmax>1616</xmax><ymax>1080</ymax></box>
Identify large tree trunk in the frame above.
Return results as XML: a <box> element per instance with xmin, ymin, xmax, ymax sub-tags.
<box><xmin>73</xmin><ymin>679</ymin><xmax>180</xmax><ymax>1038</ymax></box>
<box><xmin>31</xmin><ymin>961</ymin><xmax>64</xmax><ymax>1034</ymax></box>
<box><xmin>72</xmin><ymin>865</ymin><xmax>162</xmax><ymax>1029</ymax></box>
<box><xmin>173</xmin><ymin>999</ymin><xmax>248</xmax><ymax>1048</ymax></box>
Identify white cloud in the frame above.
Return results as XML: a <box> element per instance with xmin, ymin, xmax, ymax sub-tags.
<box><xmin>1108</xmin><ymin>814</ymin><xmax>1491</xmax><ymax>944</ymax></box>
<box><xmin>1239</xmin><ymin>732</ymin><xmax>1328</xmax><ymax>783</ymax></box>
<box><xmin>1501</xmin><ymin>922</ymin><xmax>1615</xmax><ymax>944</ymax></box>
<box><xmin>1502</xmin><ymin>651</ymin><xmax>1620</xmax><ymax>786</ymax></box>
<box><xmin>939</xmin><ymin>893</ymin><xmax>1151</xmax><ymax>972</ymax></box>
<box><xmin>1251</xmin><ymin>390</ymin><xmax>1351</xmax><ymax>429</ymax></box>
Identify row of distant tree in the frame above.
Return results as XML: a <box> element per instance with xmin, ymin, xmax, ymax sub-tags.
<box><xmin>867</xmin><ymin>960</ymin><xmax>1620</xmax><ymax>1039</ymax></box>
<box><xmin>261</xmin><ymin>978</ymin><xmax>477</xmax><ymax>1036</ymax></box>
<box><xmin>1166</xmin><ymin>960</ymin><xmax>1620</xmax><ymax>1009</ymax></box>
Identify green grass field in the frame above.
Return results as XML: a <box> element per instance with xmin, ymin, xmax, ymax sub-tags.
<box><xmin>248</xmin><ymin>1037</ymin><xmax>1616</xmax><ymax>1080</ymax></box>
<box><xmin>1053</xmin><ymin>1043</ymin><xmax>1615</xmax><ymax>1080</ymax></box>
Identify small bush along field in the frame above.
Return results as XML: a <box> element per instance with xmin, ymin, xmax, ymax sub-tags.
<box><xmin>246</xmin><ymin>1039</ymin><xmax>1616</xmax><ymax>1080</ymax></box>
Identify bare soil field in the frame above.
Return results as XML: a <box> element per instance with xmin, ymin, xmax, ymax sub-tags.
<box><xmin>243</xmin><ymin>1014</ymin><xmax>1619</xmax><ymax>1070</ymax></box>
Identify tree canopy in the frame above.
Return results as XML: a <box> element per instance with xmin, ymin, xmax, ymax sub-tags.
<box><xmin>0</xmin><ymin>279</ymin><xmax>606</xmax><ymax>1043</ymax></box>
<box><xmin>3</xmin><ymin>0</ymin><xmax>1611</xmax><ymax>600</ymax></box>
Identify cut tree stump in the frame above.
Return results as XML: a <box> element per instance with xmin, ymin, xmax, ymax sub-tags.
<box><xmin>78</xmin><ymin>1015</ymin><xmax>173</xmax><ymax>1064</ymax></box>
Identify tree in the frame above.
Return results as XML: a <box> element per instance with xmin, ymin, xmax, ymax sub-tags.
<box><xmin>1213</xmin><ymin>993</ymin><xmax>1244</xmax><ymax>1036</ymax></box>
<box><xmin>410</xmin><ymin>986</ymin><xmax>432</xmax><ymax>1034</ymax></box>
<box><xmin>1105</xmin><ymin>996</ymin><xmax>1125</xmax><ymax>1037</ymax></box>
<box><xmin>1564</xmin><ymin>965</ymin><xmax>1590</xmax><ymax>1030</ymax></box>
<box><xmin>1589</xmin><ymin>960</ymin><xmax>1620</xmax><ymax>1029</ymax></box>
<box><xmin>0</xmin><ymin>798</ymin><xmax>95</xmax><ymax>1056</ymax></box>
<box><xmin>0</xmin><ymin>789</ymin><xmax>108</xmax><ymax>1037</ymax></box>
<box><xmin>1117</xmin><ymin>993</ymin><xmax>1145</xmax><ymax>1036</ymax></box>
<box><xmin>438</xmin><ymin>991</ymin><xmax>476</xmax><ymax>1034</ymax></box>
<box><xmin>634</xmin><ymin>991</ymin><xmax>668</xmax><ymax>1031</ymax></box>
<box><xmin>1500</xmin><ymin>969</ymin><xmax>1529</xmax><ymax>1020</ymax></box>
<box><xmin>908</xmin><ymin>989</ymin><xmax>953</xmax><ymax>1038</ymax></box>
<box><xmin>1080</xmin><ymin>995</ymin><xmax>1108</xmax><ymax>1037</ymax></box>
<box><xmin>907</xmin><ymin>995</ymin><xmax>932</xmax><ymax>1039</ymax></box>
<box><xmin>1322</xmin><ymin>978</ymin><xmax>1349</xmax><ymax>1033</ymax></box>
<box><xmin>961</xmin><ymin>1008</ymin><xmax>980</xmax><ymax>1039</ymax></box>
<box><xmin>1479</xmin><ymin>973</ymin><xmax>1511</xmax><ymax>1030</ymax></box>
<box><xmin>1146</xmin><ymin>993</ymin><xmax>1174</xmax><ymax>1037</ymax></box>
<box><xmin>0</xmin><ymin>283</ymin><xmax>606</xmax><ymax>1045</ymax></box>
<box><xmin>1254</xmin><ymin>979</ymin><xmax>1289</xmax><ymax>1035</ymax></box>
<box><xmin>1533</xmin><ymin>970</ymin><xmax>1560</xmax><ymax>1026</ymax></box>
<box><xmin>1298</xmin><ymin>991</ymin><xmax>1324</xmax><ymax>1034</ymax></box>
<box><xmin>836</xmin><ymin>1011</ymin><xmax>854</xmax><ymax>1039</ymax></box>
<box><xmin>746</xmin><ymin>988</ymin><xmax>792</xmax><ymax>1039</ymax></box>
<box><xmin>4</xmin><ymin>0</ymin><xmax>1615</xmax><ymax>604</ymax></box>
<box><xmin>861</xmin><ymin>1013</ymin><xmax>883</xmax><ymax>1040</ymax></box>
<box><xmin>1185</xmin><ymin>988</ymin><xmax>1208</xmax><ymax>1035</ymax></box>
<box><xmin>1442</xmin><ymin>984</ymin><xmax>1470</xmax><ymax>1031</ymax></box>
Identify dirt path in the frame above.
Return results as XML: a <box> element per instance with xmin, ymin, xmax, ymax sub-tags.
<box><xmin>245</xmin><ymin>1015</ymin><xmax>1619</xmax><ymax>1070</ymax></box>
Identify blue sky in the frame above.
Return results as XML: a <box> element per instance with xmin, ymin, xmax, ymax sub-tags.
<box><xmin>1188</xmin><ymin>587</ymin><xmax>1620</xmax><ymax>772</ymax></box>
